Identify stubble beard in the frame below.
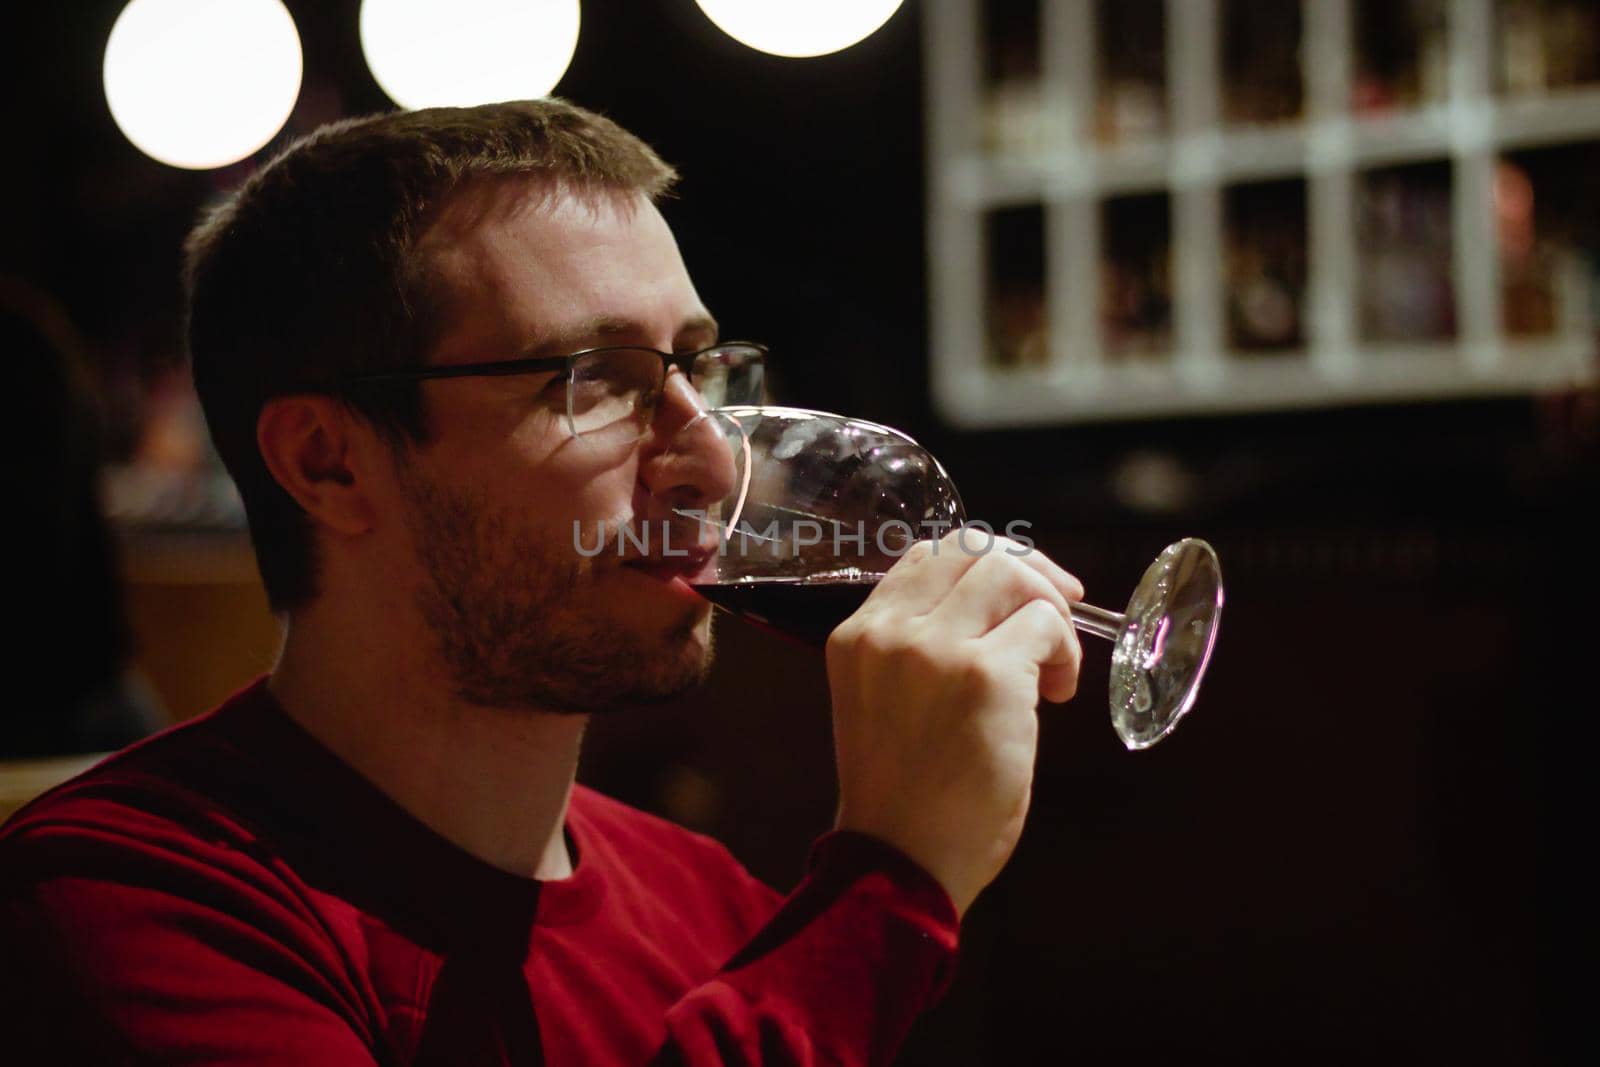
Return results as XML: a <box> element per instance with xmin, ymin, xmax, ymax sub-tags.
<box><xmin>397</xmin><ymin>463</ymin><xmax>714</xmax><ymax>714</ymax></box>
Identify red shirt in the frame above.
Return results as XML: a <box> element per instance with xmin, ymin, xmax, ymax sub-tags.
<box><xmin>0</xmin><ymin>678</ymin><xmax>958</xmax><ymax>1065</ymax></box>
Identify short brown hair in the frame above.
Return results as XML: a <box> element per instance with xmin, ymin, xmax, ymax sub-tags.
<box><xmin>184</xmin><ymin>99</ymin><xmax>678</xmax><ymax>613</ymax></box>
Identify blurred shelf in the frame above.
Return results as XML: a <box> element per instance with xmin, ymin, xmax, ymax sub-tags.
<box><xmin>926</xmin><ymin>0</ymin><xmax>1600</xmax><ymax>427</ymax></box>
<box><xmin>950</xmin><ymin>86</ymin><xmax>1600</xmax><ymax>206</ymax></box>
<box><xmin>935</xmin><ymin>338</ymin><xmax>1596</xmax><ymax>427</ymax></box>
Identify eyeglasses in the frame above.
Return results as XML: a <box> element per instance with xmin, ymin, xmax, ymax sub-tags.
<box><xmin>339</xmin><ymin>341</ymin><xmax>766</xmax><ymax>440</ymax></box>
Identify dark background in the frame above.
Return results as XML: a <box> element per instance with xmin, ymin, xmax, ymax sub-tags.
<box><xmin>4</xmin><ymin>2</ymin><xmax>1589</xmax><ymax>1062</ymax></box>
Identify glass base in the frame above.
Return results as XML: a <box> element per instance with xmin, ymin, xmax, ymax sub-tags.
<box><xmin>1109</xmin><ymin>539</ymin><xmax>1224</xmax><ymax>750</ymax></box>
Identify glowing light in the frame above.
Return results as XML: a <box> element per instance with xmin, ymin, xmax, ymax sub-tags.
<box><xmin>693</xmin><ymin>0</ymin><xmax>906</xmax><ymax>58</ymax></box>
<box><xmin>360</xmin><ymin>0</ymin><xmax>581</xmax><ymax>110</ymax></box>
<box><xmin>103</xmin><ymin>0</ymin><xmax>303</xmax><ymax>170</ymax></box>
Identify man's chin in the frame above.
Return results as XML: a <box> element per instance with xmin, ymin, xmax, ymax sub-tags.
<box><xmin>645</xmin><ymin>606</ymin><xmax>717</xmax><ymax>688</ymax></box>
<box><xmin>573</xmin><ymin>603</ymin><xmax>715</xmax><ymax>712</ymax></box>
<box><xmin>430</xmin><ymin>568</ymin><xmax>719</xmax><ymax>715</ymax></box>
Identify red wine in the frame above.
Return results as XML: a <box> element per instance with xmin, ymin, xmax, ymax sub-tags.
<box><xmin>692</xmin><ymin>577</ymin><xmax>882</xmax><ymax>648</ymax></box>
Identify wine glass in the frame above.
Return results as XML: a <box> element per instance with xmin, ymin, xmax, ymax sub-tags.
<box><xmin>674</xmin><ymin>406</ymin><xmax>1223</xmax><ymax>750</ymax></box>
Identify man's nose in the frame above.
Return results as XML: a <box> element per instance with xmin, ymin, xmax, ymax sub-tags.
<box><xmin>637</xmin><ymin>371</ymin><xmax>741</xmax><ymax>509</ymax></box>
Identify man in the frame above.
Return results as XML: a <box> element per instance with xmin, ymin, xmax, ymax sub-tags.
<box><xmin>0</xmin><ymin>100</ymin><xmax>1083</xmax><ymax>1064</ymax></box>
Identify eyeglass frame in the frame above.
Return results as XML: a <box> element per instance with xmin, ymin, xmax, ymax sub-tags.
<box><xmin>332</xmin><ymin>340</ymin><xmax>768</xmax><ymax>439</ymax></box>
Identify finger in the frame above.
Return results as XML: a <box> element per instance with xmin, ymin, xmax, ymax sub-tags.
<box><xmin>924</xmin><ymin>550</ymin><xmax>1073</xmax><ymax>641</ymax></box>
<box><xmin>1037</xmin><ymin>670</ymin><xmax>1078</xmax><ymax>705</ymax></box>
<box><xmin>979</xmin><ymin>533</ymin><xmax>1084</xmax><ymax>603</ymax></box>
<box><xmin>909</xmin><ymin>528</ymin><xmax>1085</xmax><ymax>606</ymax></box>
<box><xmin>982</xmin><ymin>598</ymin><xmax>1080</xmax><ymax>704</ymax></box>
<box><xmin>860</xmin><ymin>532</ymin><xmax>984</xmax><ymax>617</ymax></box>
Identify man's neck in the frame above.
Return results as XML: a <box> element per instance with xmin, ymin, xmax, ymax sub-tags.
<box><xmin>268</xmin><ymin>607</ymin><xmax>586</xmax><ymax>881</ymax></box>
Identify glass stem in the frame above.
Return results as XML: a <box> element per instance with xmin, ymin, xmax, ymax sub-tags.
<box><xmin>1070</xmin><ymin>601</ymin><xmax>1125</xmax><ymax>642</ymax></box>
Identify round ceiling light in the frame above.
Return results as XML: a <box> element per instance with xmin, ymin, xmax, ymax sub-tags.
<box><xmin>693</xmin><ymin>0</ymin><xmax>907</xmax><ymax>58</ymax></box>
<box><xmin>103</xmin><ymin>0</ymin><xmax>303</xmax><ymax>170</ymax></box>
<box><xmin>360</xmin><ymin>0</ymin><xmax>581</xmax><ymax>110</ymax></box>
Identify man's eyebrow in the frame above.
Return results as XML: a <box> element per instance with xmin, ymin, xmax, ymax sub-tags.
<box><xmin>520</xmin><ymin>314</ymin><xmax>721</xmax><ymax>358</ymax></box>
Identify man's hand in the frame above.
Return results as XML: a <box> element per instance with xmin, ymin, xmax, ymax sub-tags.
<box><xmin>825</xmin><ymin>531</ymin><xmax>1084</xmax><ymax>918</ymax></box>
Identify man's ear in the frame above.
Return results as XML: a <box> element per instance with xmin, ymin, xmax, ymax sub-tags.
<box><xmin>257</xmin><ymin>395</ymin><xmax>383</xmax><ymax>537</ymax></box>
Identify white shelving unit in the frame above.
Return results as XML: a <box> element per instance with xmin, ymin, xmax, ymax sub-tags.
<box><xmin>924</xmin><ymin>0</ymin><xmax>1600</xmax><ymax>426</ymax></box>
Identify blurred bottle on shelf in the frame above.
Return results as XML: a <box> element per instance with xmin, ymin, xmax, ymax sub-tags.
<box><xmin>1542</xmin><ymin>1</ymin><xmax>1600</xmax><ymax>88</ymax></box>
<box><xmin>1501</xmin><ymin>0</ymin><xmax>1548</xmax><ymax>93</ymax></box>
<box><xmin>1357</xmin><ymin>163</ymin><xmax>1457</xmax><ymax>343</ymax></box>
<box><xmin>1352</xmin><ymin>0</ymin><xmax>1450</xmax><ymax>115</ymax></box>
<box><xmin>985</xmin><ymin>78</ymin><xmax>1050</xmax><ymax>159</ymax></box>
<box><xmin>985</xmin><ymin>204</ymin><xmax>1050</xmax><ymax>368</ymax></box>
<box><xmin>1498</xmin><ymin>0</ymin><xmax>1600</xmax><ymax>96</ymax></box>
<box><xmin>1497</xmin><ymin>149</ymin><xmax>1600</xmax><ymax>341</ymax></box>
<box><xmin>1222</xmin><ymin>0</ymin><xmax>1304</xmax><ymax>125</ymax></box>
<box><xmin>986</xmin><ymin>282</ymin><xmax>1049</xmax><ymax>367</ymax></box>
<box><xmin>981</xmin><ymin>0</ymin><xmax>1048</xmax><ymax>157</ymax></box>
<box><xmin>1101</xmin><ymin>194</ymin><xmax>1172</xmax><ymax>360</ymax></box>
<box><xmin>1226</xmin><ymin>181</ymin><xmax>1307</xmax><ymax>353</ymax></box>
<box><xmin>1496</xmin><ymin>159</ymin><xmax>1555</xmax><ymax>335</ymax></box>
<box><xmin>1095</xmin><ymin>0</ymin><xmax>1166</xmax><ymax>143</ymax></box>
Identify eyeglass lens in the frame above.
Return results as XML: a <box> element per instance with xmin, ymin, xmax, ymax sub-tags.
<box><xmin>566</xmin><ymin>345</ymin><xmax>764</xmax><ymax>438</ymax></box>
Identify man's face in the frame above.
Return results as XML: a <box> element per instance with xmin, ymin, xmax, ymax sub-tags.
<box><xmin>391</xmin><ymin>182</ymin><xmax>728</xmax><ymax>713</ymax></box>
